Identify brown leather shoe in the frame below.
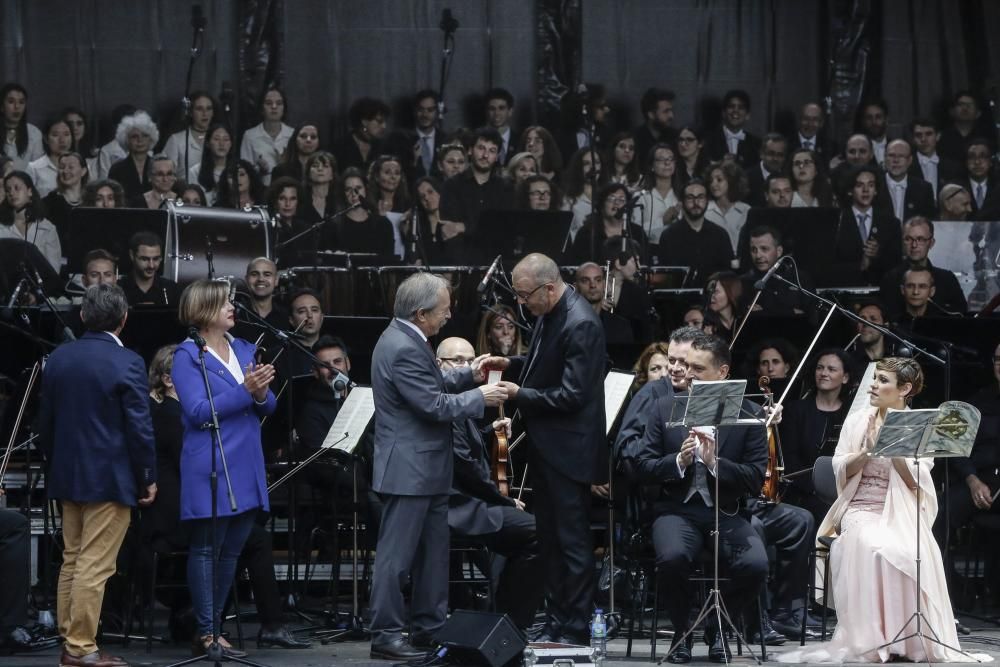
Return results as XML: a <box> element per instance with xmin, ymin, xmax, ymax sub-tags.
<box><xmin>59</xmin><ymin>650</ymin><xmax>129</xmax><ymax>667</ymax></box>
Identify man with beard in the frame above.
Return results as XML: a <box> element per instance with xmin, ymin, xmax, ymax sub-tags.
<box><xmin>857</xmin><ymin>99</ymin><xmax>890</xmax><ymax>166</ymax></box>
<box><xmin>573</xmin><ymin>262</ymin><xmax>633</xmax><ymax>344</ymax></box>
<box><xmin>634</xmin><ymin>88</ymin><xmax>677</xmax><ymax>164</ymax></box>
<box><xmin>740</xmin><ymin>226</ymin><xmax>811</xmax><ymax>316</ymax></box>
<box><xmin>233</xmin><ymin>257</ymin><xmax>288</xmax><ymax>334</ymax></box>
<box><xmin>118</xmin><ymin>231</ymin><xmax>179</xmax><ymax>306</ymax></box>
<box><xmin>275</xmin><ymin>288</ymin><xmax>324</xmax><ymax>379</ymax></box>
<box><xmin>658</xmin><ymin>179</ymin><xmax>734</xmax><ymax>287</ymax></box>
<box><xmin>440</xmin><ymin>128</ymin><xmax>513</xmax><ymax>249</ymax></box>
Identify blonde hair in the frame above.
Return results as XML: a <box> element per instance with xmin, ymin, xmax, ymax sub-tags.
<box><xmin>178</xmin><ymin>279</ymin><xmax>229</xmax><ymax>329</ymax></box>
<box><xmin>875</xmin><ymin>357</ymin><xmax>924</xmax><ymax>403</ymax></box>
<box><xmin>148</xmin><ymin>344</ymin><xmax>177</xmax><ymax>401</ymax></box>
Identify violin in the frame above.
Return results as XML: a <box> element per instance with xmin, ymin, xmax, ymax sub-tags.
<box><xmin>758</xmin><ymin>375</ymin><xmax>785</xmax><ymax>504</ymax></box>
<box><xmin>491</xmin><ymin>404</ymin><xmax>511</xmax><ymax>497</ymax></box>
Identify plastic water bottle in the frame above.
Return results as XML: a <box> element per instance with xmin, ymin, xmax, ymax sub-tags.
<box><xmin>590</xmin><ymin>608</ymin><xmax>607</xmax><ymax>664</ymax></box>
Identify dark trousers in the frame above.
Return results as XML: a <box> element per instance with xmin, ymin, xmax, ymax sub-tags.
<box><xmin>0</xmin><ymin>508</ymin><xmax>29</xmax><ymax>631</ymax></box>
<box><xmin>238</xmin><ymin>525</ymin><xmax>282</xmax><ymax>628</ymax></box>
<box><xmin>749</xmin><ymin>499</ymin><xmax>814</xmax><ymax>611</ymax></box>
<box><xmin>474</xmin><ymin>505</ymin><xmax>543</xmax><ymax>629</ymax></box>
<box><xmin>530</xmin><ymin>450</ymin><xmax>594</xmax><ymax>639</ymax></box>
<box><xmin>933</xmin><ymin>469</ymin><xmax>1000</xmax><ymax>597</ymax></box>
<box><xmin>651</xmin><ymin>502</ymin><xmax>768</xmax><ymax>635</ymax></box>
<box><xmin>369</xmin><ymin>494</ymin><xmax>449</xmax><ymax>645</ymax></box>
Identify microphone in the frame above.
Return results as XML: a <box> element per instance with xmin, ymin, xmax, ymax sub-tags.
<box><xmin>227</xmin><ymin>278</ymin><xmax>236</xmax><ymax>304</ymax></box>
<box><xmin>332</xmin><ymin>370</ymin><xmax>355</xmax><ymax>393</ymax></box>
<box><xmin>6</xmin><ymin>278</ymin><xmax>25</xmax><ymax>309</ymax></box>
<box><xmin>220</xmin><ymin>81</ymin><xmax>235</xmax><ymax>114</ymax></box>
<box><xmin>753</xmin><ymin>255</ymin><xmax>789</xmax><ymax>290</ymax></box>
<box><xmin>478</xmin><ymin>254</ymin><xmax>502</xmax><ymax>296</ymax></box>
<box><xmin>578</xmin><ymin>83</ymin><xmax>589</xmax><ymax>119</ymax></box>
<box><xmin>188</xmin><ymin>326</ymin><xmax>208</xmax><ymax>350</ymax></box>
<box><xmin>191</xmin><ymin>4</ymin><xmax>206</xmax><ymax>29</ymax></box>
<box><xmin>439</xmin><ymin>8</ymin><xmax>459</xmax><ymax>33</ymax></box>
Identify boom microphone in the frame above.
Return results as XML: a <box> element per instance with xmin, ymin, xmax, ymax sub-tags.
<box><xmin>478</xmin><ymin>254</ymin><xmax>502</xmax><ymax>296</ymax></box>
<box><xmin>753</xmin><ymin>255</ymin><xmax>789</xmax><ymax>290</ymax></box>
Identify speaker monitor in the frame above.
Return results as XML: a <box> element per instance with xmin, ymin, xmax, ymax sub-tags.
<box><xmin>432</xmin><ymin>610</ymin><xmax>526</xmax><ymax>667</ymax></box>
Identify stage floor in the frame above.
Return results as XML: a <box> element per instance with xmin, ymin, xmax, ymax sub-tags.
<box><xmin>7</xmin><ymin>615</ymin><xmax>1000</xmax><ymax>667</ymax></box>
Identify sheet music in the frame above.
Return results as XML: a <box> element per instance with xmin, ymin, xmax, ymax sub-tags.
<box><xmin>605</xmin><ymin>371</ymin><xmax>635</xmax><ymax>435</ymax></box>
<box><xmin>321</xmin><ymin>387</ymin><xmax>375</xmax><ymax>455</ymax></box>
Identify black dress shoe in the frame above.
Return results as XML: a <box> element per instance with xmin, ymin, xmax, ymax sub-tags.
<box><xmin>666</xmin><ymin>632</ymin><xmax>693</xmax><ymax>664</ymax></box>
<box><xmin>370</xmin><ymin>638</ymin><xmax>427</xmax><ymax>660</ymax></box>
<box><xmin>706</xmin><ymin>629</ymin><xmax>732</xmax><ymax>663</ymax></box>
<box><xmin>257</xmin><ymin>626</ymin><xmax>311</xmax><ymax>649</ymax></box>
<box><xmin>750</xmin><ymin>611</ymin><xmax>787</xmax><ymax>646</ymax></box>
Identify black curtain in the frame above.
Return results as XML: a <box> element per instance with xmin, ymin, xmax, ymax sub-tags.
<box><xmin>1</xmin><ymin>0</ymin><xmax>998</xmax><ymax>146</ymax></box>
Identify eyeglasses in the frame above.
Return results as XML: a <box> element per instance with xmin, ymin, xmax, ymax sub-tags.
<box><xmin>438</xmin><ymin>356</ymin><xmax>473</xmax><ymax>366</ymax></box>
<box><xmin>654</xmin><ymin>156</ymin><xmax>675</xmax><ymax>164</ymax></box>
<box><xmin>514</xmin><ymin>282</ymin><xmax>551</xmax><ymax>301</ymax></box>
<box><xmin>792</xmin><ymin>159</ymin><xmax>814</xmax><ymax>168</ymax></box>
<box><xmin>903</xmin><ymin>236</ymin><xmax>931</xmax><ymax>245</ymax></box>
<box><xmin>528</xmin><ymin>190</ymin><xmax>551</xmax><ymax>198</ymax></box>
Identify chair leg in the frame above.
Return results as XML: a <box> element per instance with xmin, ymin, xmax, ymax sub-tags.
<box><xmin>801</xmin><ymin>549</ymin><xmax>812</xmax><ymax>647</ymax></box>
<box><xmin>821</xmin><ymin>551</ymin><xmax>831</xmax><ymax>640</ymax></box>
<box><xmin>146</xmin><ymin>552</ymin><xmax>158</xmax><ymax>654</ymax></box>
<box><xmin>757</xmin><ymin>596</ymin><xmax>767</xmax><ymax>661</ymax></box>
<box><xmin>650</xmin><ymin>565</ymin><xmax>659</xmax><ymax>661</ymax></box>
<box><xmin>626</xmin><ymin>565</ymin><xmax>640</xmax><ymax>658</ymax></box>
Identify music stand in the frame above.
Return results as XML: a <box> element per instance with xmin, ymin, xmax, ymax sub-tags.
<box><xmin>661</xmin><ymin>379</ymin><xmax>764</xmax><ymax>665</ymax></box>
<box><xmin>601</xmin><ymin>371</ymin><xmax>635</xmax><ymax>631</ymax></box>
<box><xmin>64</xmin><ymin>207</ymin><xmax>168</xmax><ymax>275</ymax></box>
<box><xmin>477</xmin><ymin>210</ymin><xmax>573</xmax><ymax>267</ymax></box>
<box><xmin>868</xmin><ymin>401</ymin><xmax>983</xmax><ymax>662</ymax></box>
<box><xmin>309</xmin><ymin>388</ymin><xmax>375</xmax><ymax>644</ymax></box>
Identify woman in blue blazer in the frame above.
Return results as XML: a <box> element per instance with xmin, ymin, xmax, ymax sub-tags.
<box><xmin>172</xmin><ymin>279</ymin><xmax>276</xmax><ymax>655</ymax></box>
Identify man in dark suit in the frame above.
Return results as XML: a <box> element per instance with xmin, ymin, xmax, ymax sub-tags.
<box><xmin>788</xmin><ymin>102</ymin><xmax>830</xmax><ymax>160</ymax></box>
<box><xmin>485</xmin><ymin>88</ymin><xmax>517</xmax><ymax>166</ymax></box>
<box><xmin>704</xmin><ymin>90</ymin><xmax>761</xmax><ymax>169</ymax></box>
<box><xmin>368</xmin><ymin>273</ymin><xmax>507</xmax><ymax>660</ymax></box>
<box><xmin>879</xmin><ymin>217</ymin><xmax>968</xmax><ymax>319</ymax></box>
<box><xmin>412</xmin><ymin>89</ymin><xmax>446</xmax><ymax>178</ymax></box>
<box><xmin>436</xmin><ymin>337</ymin><xmax>542</xmax><ymax>631</ymax></box>
<box><xmin>831</xmin><ymin>165</ymin><xmax>902</xmax><ymax>286</ymax></box>
<box><xmin>965</xmin><ymin>137</ymin><xmax>1000</xmax><ymax>221</ymax></box>
<box><xmin>497</xmin><ymin>253</ymin><xmax>607</xmax><ymax>645</ymax></box>
<box><xmin>908</xmin><ymin>118</ymin><xmax>962</xmax><ymax>202</ymax></box>
<box><xmin>876</xmin><ymin>140</ymin><xmax>936</xmax><ymax>221</ymax></box>
<box><xmin>634</xmin><ymin>87</ymin><xmax>678</xmax><ymax>166</ymax></box>
<box><xmin>615</xmin><ymin>326</ymin><xmax>702</xmax><ymax>462</ymax></box>
<box><xmin>628</xmin><ymin>333</ymin><xmax>768</xmax><ymax>663</ymax></box>
<box><xmin>744</xmin><ymin>133</ymin><xmax>788</xmax><ymax>208</ymax></box>
<box><xmin>37</xmin><ymin>284</ymin><xmax>157</xmax><ymax>667</ymax></box>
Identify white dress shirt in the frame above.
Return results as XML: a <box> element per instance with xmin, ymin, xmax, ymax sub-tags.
<box><xmin>724</xmin><ymin>126</ymin><xmax>746</xmax><ymax>154</ymax></box>
<box><xmin>3</xmin><ymin>123</ymin><xmax>44</xmax><ymax>171</ymax></box>
<box><xmin>704</xmin><ymin>200</ymin><xmax>750</xmax><ymax>254</ymax></box>
<box><xmin>562</xmin><ymin>194</ymin><xmax>592</xmax><ymax>243</ymax></box>
<box><xmin>797</xmin><ymin>133</ymin><xmax>817</xmax><ymax>151</ymax></box>
<box><xmin>0</xmin><ymin>217</ymin><xmax>62</xmax><ymax>271</ymax></box>
<box><xmin>885</xmin><ymin>174</ymin><xmax>908</xmax><ymax>222</ymax></box>
<box><xmin>162</xmin><ymin>129</ymin><xmax>204</xmax><ymax>179</ymax></box>
<box><xmin>27</xmin><ymin>155</ymin><xmax>59</xmax><ymax>198</ymax></box>
<box><xmin>96</xmin><ymin>140</ymin><xmax>127</xmax><ymax>180</ymax></box>
<box><xmin>917</xmin><ymin>152</ymin><xmax>939</xmax><ymax>200</ymax></box>
<box><xmin>240</xmin><ymin>123</ymin><xmax>293</xmax><ymax>185</ymax></box>
<box><xmin>639</xmin><ymin>187</ymin><xmax>681</xmax><ymax>244</ymax></box>
<box><xmin>872</xmin><ymin>137</ymin><xmax>887</xmax><ymax>166</ymax></box>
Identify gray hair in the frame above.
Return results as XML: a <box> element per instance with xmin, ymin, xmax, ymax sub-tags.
<box><xmin>115</xmin><ymin>111</ymin><xmax>160</xmax><ymax>151</ymax></box>
<box><xmin>81</xmin><ymin>284</ymin><xmax>129</xmax><ymax>332</ymax></box>
<box><xmin>393</xmin><ymin>272</ymin><xmax>449</xmax><ymax>320</ymax></box>
<box><xmin>513</xmin><ymin>253</ymin><xmax>561</xmax><ymax>285</ymax></box>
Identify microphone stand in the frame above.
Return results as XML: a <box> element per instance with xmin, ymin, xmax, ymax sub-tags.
<box><xmin>165</xmin><ymin>336</ymin><xmax>267</xmax><ymax>667</ymax></box>
<box><xmin>21</xmin><ymin>264</ymin><xmax>75</xmax><ymax>343</ymax></box>
<box><xmin>204</xmin><ymin>235</ymin><xmax>215</xmax><ymax>280</ymax></box>
<box><xmin>231</xmin><ymin>298</ymin><xmax>326</xmax><ymax>622</ymax></box>
<box><xmin>273</xmin><ymin>202</ymin><xmax>362</xmax><ymax>254</ymax></box>
<box><xmin>181</xmin><ymin>6</ymin><xmax>206</xmax><ymax>186</ymax></box>
<box><xmin>437</xmin><ymin>9</ymin><xmax>458</xmax><ymax>130</ymax></box>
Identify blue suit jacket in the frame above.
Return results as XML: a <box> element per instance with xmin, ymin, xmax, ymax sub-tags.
<box><xmin>172</xmin><ymin>337</ymin><xmax>276</xmax><ymax>520</ymax></box>
<box><xmin>370</xmin><ymin>319</ymin><xmax>485</xmax><ymax>496</ymax></box>
<box><xmin>38</xmin><ymin>332</ymin><xmax>156</xmax><ymax>506</ymax></box>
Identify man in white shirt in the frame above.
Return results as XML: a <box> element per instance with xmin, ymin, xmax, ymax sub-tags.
<box><xmin>877</xmin><ymin>139</ymin><xmax>935</xmax><ymax>221</ymax></box>
<box><xmin>239</xmin><ymin>88</ymin><xmax>293</xmax><ymax>186</ymax></box>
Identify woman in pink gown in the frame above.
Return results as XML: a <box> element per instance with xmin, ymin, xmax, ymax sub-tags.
<box><xmin>780</xmin><ymin>358</ymin><xmax>989</xmax><ymax>663</ymax></box>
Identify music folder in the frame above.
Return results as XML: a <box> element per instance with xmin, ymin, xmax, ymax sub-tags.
<box><xmin>871</xmin><ymin>401</ymin><xmax>980</xmax><ymax>459</ymax></box>
<box><xmin>321</xmin><ymin>386</ymin><xmax>375</xmax><ymax>456</ymax></box>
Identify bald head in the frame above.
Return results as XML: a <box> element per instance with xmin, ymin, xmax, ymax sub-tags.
<box><xmin>512</xmin><ymin>253</ymin><xmax>561</xmax><ymax>286</ymax></box>
<box><xmin>845</xmin><ymin>134</ymin><xmax>873</xmax><ymax>166</ymax></box>
<box><xmin>436</xmin><ymin>337</ymin><xmax>475</xmax><ymax>370</ymax></box>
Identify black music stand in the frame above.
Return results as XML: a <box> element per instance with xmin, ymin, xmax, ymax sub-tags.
<box><xmin>0</xmin><ymin>239</ymin><xmax>62</xmax><ymax>299</ymax></box>
<box><xmin>64</xmin><ymin>207</ymin><xmax>168</xmax><ymax>275</ymax></box>
<box><xmin>477</xmin><ymin>210</ymin><xmax>574</xmax><ymax>266</ymax></box>
<box><xmin>119</xmin><ymin>308</ymin><xmax>187</xmax><ymax>367</ymax></box>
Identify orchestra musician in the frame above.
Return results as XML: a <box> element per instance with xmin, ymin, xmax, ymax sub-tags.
<box><xmin>367</xmin><ymin>273</ymin><xmax>507</xmax><ymax>661</ymax></box>
<box><xmin>435</xmin><ymin>337</ymin><xmax>542</xmax><ymax>631</ymax></box>
<box><xmin>628</xmin><ymin>333</ymin><xmax>768</xmax><ymax>663</ymax></box>
<box><xmin>497</xmin><ymin>253</ymin><xmax>607</xmax><ymax>645</ymax></box>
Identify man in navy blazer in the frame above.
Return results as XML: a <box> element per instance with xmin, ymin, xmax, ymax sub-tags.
<box><xmin>628</xmin><ymin>333</ymin><xmax>768</xmax><ymax>662</ymax></box>
<box><xmin>498</xmin><ymin>253</ymin><xmax>607</xmax><ymax>645</ymax></box>
<box><xmin>38</xmin><ymin>284</ymin><xmax>156</xmax><ymax>667</ymax></box>
<box><xmin>368</xmin><ymin>273</ymin><xmax>507</xmax><ymax>660</ymax></box>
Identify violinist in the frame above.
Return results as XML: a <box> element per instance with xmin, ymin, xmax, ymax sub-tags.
<box><xmin>436</xmin><ymin>338</ymin><xmax>542</xmax><ymax>631</ymax></box>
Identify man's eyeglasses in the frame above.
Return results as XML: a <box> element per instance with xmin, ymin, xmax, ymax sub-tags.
<box><xmin>903</xmin><ymin>236</ymin><xmax>931</xmax><ymax>245</ymax></box>
<box><xmin>514</xmin><ymin>282</ymin><xmax>551</xmax><ymax>301</ymax></box>
<box><xmin>439</xmin><ymin>356</ymin><xmax>473</xmax><ymax>366</ymax></box>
